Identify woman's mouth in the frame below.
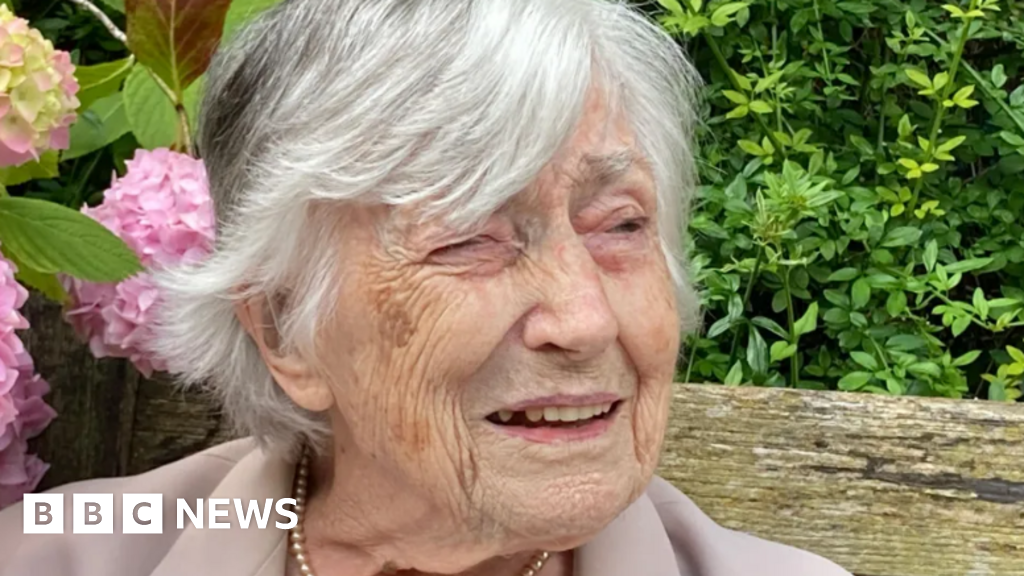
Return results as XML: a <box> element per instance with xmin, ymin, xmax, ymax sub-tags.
<box><xmin>486</xmin><ymin>401</ymin><xmax>620</xmax><ymax>427</ymax></box>
<box><xmin>485</xmin><ymin>400</ymin><xmax>623</xmax><ymax>443</ymax></box>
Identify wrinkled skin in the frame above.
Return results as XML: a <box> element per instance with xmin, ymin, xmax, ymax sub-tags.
<box><xmin>240</xmin><ymin>92</ymin><xmax>682</xmax><ymax>576</ymax></box>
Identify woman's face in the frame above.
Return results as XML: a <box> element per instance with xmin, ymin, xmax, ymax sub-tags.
<box><xmin>317</xmin><ymin>93</ymin><xmax>680</xmax><ymax>548</ymax></box>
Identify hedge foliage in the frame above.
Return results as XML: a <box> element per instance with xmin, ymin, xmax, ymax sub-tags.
<box><xmin>654</xmin><ymin>0</ymin><xmax>1024</xmax><ymax>400</ymax></box>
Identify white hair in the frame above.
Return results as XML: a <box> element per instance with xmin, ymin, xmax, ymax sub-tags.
<box><xmin>150</xmin><ymin>0</ymin><xmax>701</xmax><ymax>452</ymax></box>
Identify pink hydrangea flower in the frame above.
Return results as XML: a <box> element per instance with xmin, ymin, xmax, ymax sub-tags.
<box><xmin>0</xmin><ymin>5</ymin><xmax>80</xmax><ymax>167</ymax></box>
<box><xmin>63</xmin><ymin>149</ymin><xmax>215</xmax><ymax>376</ymax></box>
<box><xmin>0</xmin><ymin>248</ymin><xmax>57</xmax><ymax>509</ymax></box>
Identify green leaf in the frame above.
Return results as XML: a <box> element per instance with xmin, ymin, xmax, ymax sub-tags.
<box><xmin>725</xmin><ymin>104</ymin><xmax>749</xmax><ymax>119</ymax></box>
<box><xmin>850</xmin><ymin>351</ymin><xmax>878</xmax><ymax>371</ymax></box>
<box><xmin>908</xmin><ymin>362</ymin><xmax>942</xmax><ymax>378</ymax></box>
<box><xmin>752</xmin><ymin>316</ymin><xmax>788</xmax><ymax>339</ymax></box>
<box><xmin>4</xmin><ymin>249</ymin><xmax>68</xmax><ymax>304</ymax></box>
<box><xmin>905</xmin><ymin>68</ymin><xmax>933</xmax><ymax>89</ymax></box>
<box><xmin>722</xmin><ymin>90</ymin><xmax>748</xmax><ymax>104</ymax></box>
<box><xmin>973</xmin><ymin>288</ymin><xmax>989</xmax><ymax>318</ymax></box>
<box><xmin>988</xmin><ymin>381</ymin><xmax>1007</xmax><ymax>402</ymax></box>
<box><xmin>937</xmin><ymin>135</ymin><xmax>966</xmax><ymax>153</ymax></box>
<box><xmin>852</xmin><ymin>278</ymin><xmax>871</xmax><ymax>309</ymax></box>
<box><xmin>897</xmin><ymin>114</ymin><xmax>915</xmax><ymax>139</ymax></box>
<box><xmin>123</xmin><ymin>66</ymin><xmax>178</xmax><ymax>149</ymax></box>
<box><xmin>943</xmin><ymin>257</ymin><xmax>992</xmax><ymax>274</ymax></box>
<box><xmin>738</xmin><ymin>139</ymin><xmax>766</xmax><ymax>156</ymax></box>
<box><xmin>924</xmin><ymin>240</ymin><xmax>938</xmax><ymax>272</ymax></box>
<box><xmin>126</xmin><ymin>0</ymin><xmax>233</xmax><ymax>96</ymax></box>
<box><xmin>887</xmin><ymin>334</ymin><xmax>927</xmax><ymax>351</ymax></box>
<box><xmin>823</xmin><ymin>308</ymin><xmax>849</xmax><ymax>324</ymax></box>
<box><xmin>991</xmin><ymin>64</ymin><xmax>1007</xmax><ymax>89</ymax></box>
<box><xmin>749</xmin><ymin>100</ymin><xmax>773</xmax><ymax>114</ymax></box>
<box><xmin>881</xmin><ymin>226</ymin><xmax>923</xmax><ymax>248</ymax></box>
<box><xmin>1008</xmin><ymin>346</ymin><xmax>1024</xmax><ymax>364</ymax></box>
<box><xmin>987</xmin><ymin>298</ymin><xmax>1021</xmax><ymax>308</ymax></box>
<box><xmin>952</xmin><ymin>350</ymin><xmax>982</xmax><ymax>367</ymax></box>
<box><xmin>63</xmin><ymin>93</ymin><xmax>132</xmax><ymax>161</ymax></box>
<box><xmin>73</xmin><ymin>58</ymin><xmax>134</xmax><ymax>111</ymax></box>
<box><xmin>724</xmin><ymin>361</ymin><xmax>744</xmax><ymax>386</ymax></box>
<box><xmin>727</xmin><ymin>76</ymin><xmax>751</xmax><ymax>96</ymax></box>
<box><xmin>942</xmin><ymin>4</ymin><xmax>965</xmax><ymax>16</ymax></box>
<box><xmin>0</xmin><ymin>197</ymin><xmax>142</xmax><ymax>282</ymax></box>
<box><xmin>754</xmin><ymin>71</ymin><xmax>784</xmax><ymax>94</ymax></box>
<box><xmin>886</xmin><ymin>290</ymin><xmax>907</xmax><ymax>316</ymax></box>
<box><xmin>747</xmin><ymin>327</ymin><xmax>768</xmax><ymax>375</ymax></box>
<box><xmin>951</xmin><ymin>315</ymin><xmax>971</xmax><ymax>336</ymax></box>
<box><xmin>710</xmin><ymin>2</ymin><xmax>748</xmax><ymax>26</ymax></box>
<box><xmin>1000</xmin><ymin>131</ymin><xmax>1024</xmax><ymax>147</ymax></box>
<box><xmin>706</xmin><ymin>316</ymin><xmax>733</xmax><ymax>339</ymax></box>
<box><xmin>932</xmin><ymin>72</ymin><xmax>949</xmax><ymax>91</ymax></box>
<box><xmin>838</xmin><ymin>371</ymin><xmax>872</xmax><ymax>390</ymax></box>
<box><xmin>656</xmin><ymin>0</ymin><xmax>685</xmax><ymax>14</ymax></box>
<box><xmin>828</xmin><ymin>267</ymin><xmax>860</xmax><ymax>282</ymax></box>
<box><xmin>793</xmin><ymin>302</ymin><xmax>819</xmax><ymax>336</ymax></box>
<box><xmin>836</xmin><ymin>2</ymin><xmax>875</xmax><ymax>14</ymax></box>
<box><xmin>0</xmin><ymin>151</ymin><xmax>59</xmax><ymax>186</ymax></box>
<box><xmin>770</xmin><ymin>341</ymin><xmax>797</xmax><ymax>362</ymax></box>
<box><xmin>952</xmin><ymin>85</ymin><xmax>978</xmax><ymax>108</ymax></box>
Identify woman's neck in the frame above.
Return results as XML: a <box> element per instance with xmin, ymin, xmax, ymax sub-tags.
<box><xmin>292</xmin><ymin>444</ymin><xmax>573</xmax><ymax>576</ymax></box>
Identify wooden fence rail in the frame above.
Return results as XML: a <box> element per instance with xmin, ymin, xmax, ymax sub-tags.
<box><xmin>21</xmin><ymin>297</ymin><xmax>1024</xmax><ymax>576</ymax></box>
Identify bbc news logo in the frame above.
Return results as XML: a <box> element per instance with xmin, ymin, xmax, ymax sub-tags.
<box><xmin>22</xmin><ymin>494</ymin><xmax>298</xmax><ymax>534</ymax></box>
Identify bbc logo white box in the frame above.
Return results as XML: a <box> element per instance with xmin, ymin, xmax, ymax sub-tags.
<box><xmin>72</xmin><ymin>493</ymin><xmax>114</xmax><ymax>534</ymax></box>
<box><xmin>123</xmin><ymin>494</ymin><xmax>163</xmax><ymax>534</ymax></box>
<box><xmin>23</xmin><ymin>494</ymin><xmax>64</xmax><ymax>534</ymax></box>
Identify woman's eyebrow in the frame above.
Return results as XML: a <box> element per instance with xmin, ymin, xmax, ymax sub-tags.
<box><xmin>574</xmin><ymin>150</ymin><xmax>638</xmax><ymax>191</ymax></box>
<box><xmin>565</xmin><ymin>150</ymin><xmax>648</xmax><ymax>213</ymax></box>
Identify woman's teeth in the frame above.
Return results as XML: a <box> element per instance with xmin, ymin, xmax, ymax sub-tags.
<box><xmin>494</xmin><ymin>403</ymin><xmax>615</xmax><ymax>425</ymax></box>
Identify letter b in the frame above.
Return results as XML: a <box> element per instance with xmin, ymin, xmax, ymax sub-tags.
<box><xmin>73</xmin><ymin>494</ymin><xmax>113</xmax><ymax>534</ymax></box>
<box><xmin>23</xmin><ymin>494</ymin><xmax>63</xmax><ymax>534</ymax></box>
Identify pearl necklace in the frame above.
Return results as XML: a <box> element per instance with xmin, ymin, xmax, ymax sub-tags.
<box><xmin>288</xmin><ymin>446</ymin><xmax>551</xmax><ymax>576</ymax></box>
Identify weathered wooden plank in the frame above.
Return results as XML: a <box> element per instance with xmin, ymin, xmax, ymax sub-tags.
<box><xmin>21</xmin><ymin>297</ymin><xmax>140</xmax><ymax>489</ymax></box>
<box><xmin>661</xmin><ymin>384</ymin><xmax>1024</xmax><ymax>576</ymax></box>
<box><xmin>127</xmin><ymin>375</ymin><xmax>232</xmax><ymax>474</ymax></box>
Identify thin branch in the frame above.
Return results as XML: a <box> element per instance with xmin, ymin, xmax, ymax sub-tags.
<box><xmin>67</xmin><ymin>0</ymin><xmax>127</xmax><ymax>45</ymax></box>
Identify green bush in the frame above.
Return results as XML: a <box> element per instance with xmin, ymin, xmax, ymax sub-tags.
<box><xmin>656</xmin><ymin>0</ymin><xmax>1024</xmax><ymax>399</ymax></box>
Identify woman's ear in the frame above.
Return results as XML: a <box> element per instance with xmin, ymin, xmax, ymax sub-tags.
<box><xmin>234</xmin><ymin>296</ymin><xmax>335</xmax><ymax>412</ymax></box>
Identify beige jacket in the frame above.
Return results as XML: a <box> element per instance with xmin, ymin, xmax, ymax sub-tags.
<box><xmin>0</xmin><ymin>439</ymin><xmax>851</xmax><ymax>576</ymax></box>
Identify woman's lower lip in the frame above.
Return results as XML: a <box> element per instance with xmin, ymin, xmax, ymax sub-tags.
<box><xmin>487</xmin><ymin>408</ymin><xmax>618</xmax><ymax>444</ymax></box>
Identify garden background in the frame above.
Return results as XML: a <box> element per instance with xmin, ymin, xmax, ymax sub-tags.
<box><xmin>0</xmin><ymin>0</ymin><xmax>1022</xmax><ymax>511</ymax></box>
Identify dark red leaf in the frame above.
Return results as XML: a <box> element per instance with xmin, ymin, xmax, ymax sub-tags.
<box><xmin>125</xmin><ymin>0</ymin><xmax>231</xmax><ymax>97</ymax></box>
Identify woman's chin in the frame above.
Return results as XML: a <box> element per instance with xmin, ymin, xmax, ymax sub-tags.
<box><xmin>489</xmin><ymin>477</ymin><xmax>640</xmax><ymax>549</ymax></box>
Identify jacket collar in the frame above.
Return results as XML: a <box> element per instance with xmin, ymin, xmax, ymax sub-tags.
<box><xmin>149</xmin><ymin>443</ymin><xmax>681</xmax><ymax>576</ymax></box>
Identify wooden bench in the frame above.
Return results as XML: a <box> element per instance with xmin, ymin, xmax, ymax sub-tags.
<box><xmin>22</xmin><ymin>299</ymin><xmax>1024</xmax><ymax>576</ymax></box>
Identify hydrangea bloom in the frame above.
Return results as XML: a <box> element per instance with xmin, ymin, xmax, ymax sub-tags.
<box><xmin>64</xmin><ymin>149</ymin><xmax>215</xmax><ymax>376</ymax></box>
<box><xmin>0</xmin><ymin>247</ymin><xmax>57</xmax><ymax>509</ymax></box>
<box><xmin>0</xmin><ymin>5</ymin><xmax>80</xmax><ymax>167</ymax></box>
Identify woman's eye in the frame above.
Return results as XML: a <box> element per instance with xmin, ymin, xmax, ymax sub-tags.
<box><xmin>607</xmin><ymin>218</ymin><xmax>648</xmax><ymax>234</ymax></box>
<box><xmin>429</xmin><ymin>236</ymin><xmax>493</xmax><ymax>259</ymax></box>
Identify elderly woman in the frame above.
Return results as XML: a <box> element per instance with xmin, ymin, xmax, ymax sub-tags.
<box><xmin>1</xmin><ymin>1</ymin><xmax>851</xmax><ymax>575</ymax></box>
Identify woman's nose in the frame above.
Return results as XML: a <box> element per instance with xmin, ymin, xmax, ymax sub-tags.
<box><xmin>520</xmin><ymin>243</ymin><xmax>619</xmax><ymax>362</ymax></box>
